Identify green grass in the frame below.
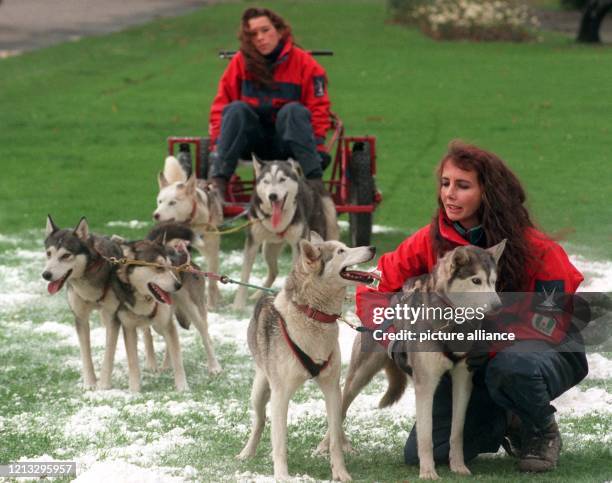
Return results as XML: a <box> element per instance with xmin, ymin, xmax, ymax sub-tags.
<box><xmin>0</xmin><ymin>0</ymin><xmax>611</xmax><ymax>258</ymax></box>
<box><xmin>1</xmin><ymin>226</ymin><xmax>611</xmax><ymax>482</ymax></box>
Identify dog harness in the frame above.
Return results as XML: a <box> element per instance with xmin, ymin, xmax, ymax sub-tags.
<box><xmin>277</xmin><ymin>303</ymin><xmax>339</xmax><ymax>378</ymax></box>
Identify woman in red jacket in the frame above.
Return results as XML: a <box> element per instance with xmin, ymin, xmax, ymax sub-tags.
<box><xmin>356</xmin><ymin>140</ymin><xmax>588</xmax><ymax>473</ymax></box>
<box><xmin>208</xmin><ymin>7</ymin><xmax>331</xmax><ymax>196</ymax></box>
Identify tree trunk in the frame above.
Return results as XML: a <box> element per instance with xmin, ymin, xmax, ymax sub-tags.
<box><xmin>577</xmin><ymin>0</ymin><xmax>612</xmax><ymax>43</ymax></box>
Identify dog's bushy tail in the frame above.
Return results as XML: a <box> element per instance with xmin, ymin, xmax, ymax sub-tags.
<box><xmin>378</xmin><ymin>360</ymin><xmax>408</xmax><ymax>408</ymax></box>
<box><xmin>164</xmin><ymin>155</ymin><xmax>188</xmax><ymax>184</ymax></box>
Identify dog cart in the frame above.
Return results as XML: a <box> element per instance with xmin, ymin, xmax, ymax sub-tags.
<box><xmin>166</xmin><ymin>51</ymin><xmax>382</xmax><ymax>247</ymax></box>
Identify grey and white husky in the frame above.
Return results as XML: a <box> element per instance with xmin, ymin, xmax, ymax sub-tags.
<box><xmin>237</xmin><ymin>233</ymin><xmax>376</xmax><ymax>482</ymax></box>
<box><xmin>232</xmin><ymin>157</ymin><xmax>339</xmax><ymax>310</ymax></box>
<box><xmin>112</xmin><ymin>239</ymin><xmax>187</xmax><ymax>392</ymax></box>
<box><xmin>319</xmin><ymin>241</ymin><xmax>506</xmax><ymax>480</ymax></box>
<box><xmin>154</xmin><ymin>155</ymin><xmax>223</xmax><ymax>308</ymax></box>
<box><xmin>43</xmin><ymin>216</ymin><xmax>122</xmax><ymax>390</ymax></box>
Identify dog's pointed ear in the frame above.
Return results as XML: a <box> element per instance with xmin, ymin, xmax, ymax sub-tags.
<box><xmin>487</xmin><ymin>239</ymin><xmax>507</xmax><ymax>265</ymax></box>
<box><xmin>46</xmin><ymin>215</ymin><xmax>59</xmax><ymax>237</ymax></box>
<box><xmin>117</xmin><ymin>243</ymin><xmax>134</xmax><ymax>283</ymax></box>
<box><xmin>184</xmin><ymin>174</ymin><xmax>197</xmax><ymax>195</ymax></box>
<box><xmin>450</xmin><ymin>246</ymin><xmax>469</xmax><ymax>270</ymax></box>
<box><xmin>288</xmin><ymin>159</ymin><xmax>304</xmax><ymax>178</ymax></box>
<box><xmin>299</xmin><ymin>239</ymin><xmax>321</xmax><ymax>272</ymax></box>
<box><xmin>74</xmin><ymin>217</ymin><xmax>89</xmax><ymax>241</ymax></box>
<box><xmin>158</xmin><ymin>171</ymin><xmax>169</xmax><ymax>189</ymax></box>
<box><xmin>252</xmin><ymin>153</ymin><xmax>264</xmax><ymax>178</ymax></box>
<box><xmin>309</xmin><ymin>231</ymin><xmax>324</xmax><ymax>245</ymax></box>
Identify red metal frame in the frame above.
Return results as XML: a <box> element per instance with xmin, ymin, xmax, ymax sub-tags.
<box><xmin>167</xmin><ymin>113</ymin><xmax>382</xmax><ymax>218</ymax></box>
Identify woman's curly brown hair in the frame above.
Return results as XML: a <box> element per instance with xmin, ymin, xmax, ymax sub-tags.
<box><xmin>239</xmin><ymin>7</ymin><xmax>292</xmax><ymax>88</ymax></box>
<box><xmin>431</xmin><ymin>140</ymin><xmax>536</xmax><ymax>292</ymax></box>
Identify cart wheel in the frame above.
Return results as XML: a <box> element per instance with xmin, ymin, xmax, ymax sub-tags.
<box><xmin>198</xmin><ymin>137</ymin><xmax>210</xmax><ymax>179</ymax></box>
<box><xmin>349</xmin><ymin>142</ymin><xmax>374</xmax><ymax>247</ymax></box>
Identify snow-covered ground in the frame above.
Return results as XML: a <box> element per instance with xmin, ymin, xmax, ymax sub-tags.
<box><xmin>1</xmin><ymin>225</ymin><xmax>610</xmax><ymax>482</ymax></box>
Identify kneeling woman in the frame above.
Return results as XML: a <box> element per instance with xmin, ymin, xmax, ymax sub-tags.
<box><xmin>356</xmin><ymin>140</ymin><xmax>587</xmax><ymax>473</ymax></box>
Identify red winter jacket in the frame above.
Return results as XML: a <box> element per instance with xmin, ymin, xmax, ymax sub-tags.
<box><xmin>356</xmin><ymin>211</ymin><xmax>584</xmax><ymax>349</ymax></box>
<box><xmin>208</xmin><ymin>38</ymin><xmax>331</xmax><ymax>150</ymax></box>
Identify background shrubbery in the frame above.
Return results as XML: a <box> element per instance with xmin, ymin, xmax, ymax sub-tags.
<box><xmin>389</xmin><ymin>0</ymin><xmax>539</xmax><ymax>41</ymax></box>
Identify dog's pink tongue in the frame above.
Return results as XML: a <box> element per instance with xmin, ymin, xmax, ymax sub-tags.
<box><xmin>47</xmin><ymin>280</ymin><xmax>62</xmax><ymax>295</ymax></box>
<box><xmin>271</xmin><ymin>201</ymin><xmax>283</xmax><ymax>229</ymax></box>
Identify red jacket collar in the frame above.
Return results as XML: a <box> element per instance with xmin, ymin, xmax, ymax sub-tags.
<box><xmin>438</xmin><ymin>209</ymin><xmax>470</xmax><ymax>246</ymax></box>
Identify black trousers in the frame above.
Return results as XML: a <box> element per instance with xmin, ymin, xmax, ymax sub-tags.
<box><xmin>210</xmin><ymin>101</ymin><xmax>323</xmax><ymax>180</ymax></box>
<box><xmin>404</xmin><ymin>340</ymin><xmax>588</xmax><ymax>465</ymax></box>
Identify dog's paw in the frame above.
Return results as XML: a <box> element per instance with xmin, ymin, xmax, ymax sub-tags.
<box><xmin>208</xmin><ymin>361</ymin><xmax>222</xmax><ymax>376</ymax></box>
<box><xmin>96</xmin><ymin>380</ymin><xmax>112</xmax><ymax>391</ymax></box>
<box><xmin>82</xmin><ymin>379</ymin><xmax>97</xmax><ymax>391</ymax></box>
<box><xmin>332</xmin><ymin>468</ymin><xmax>352</xmax><ymax>482</ymax></box>
<box><xmin>236</xmin><ymin>448</ymin><xmax>255</xmax><ymax>460</ymax></box>
<box><xmin>419</xmin><ymin>468</ymin><xmax>440</xmax><ymax>480</ymax></box>
<box><xmin>273</xmin><ymin>471</ymin><xmax>290</xmax><ymax>481</ymax></box>
<box><xmin>175</xmin><ymin>381</ymin><xmax>190</xmax><ymax>392</ymax></box>
<box><xmin>450</xmin><ymin>463</ymin><xmax>471</xmax><ymax>476</ymax></box>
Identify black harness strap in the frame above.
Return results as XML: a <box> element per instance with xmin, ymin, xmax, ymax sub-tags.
<box><xmin>278</xmin><ymin>314</ymin><xmax>331</xmax><ymax>378</ymax></box>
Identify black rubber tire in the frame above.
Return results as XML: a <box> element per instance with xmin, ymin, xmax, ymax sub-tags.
<box><xmin>198</xmin><ymin>137</ymin><xmax>210</xmax><ymax>179</ymax></box>
<box><xmin>348</xmin><ymin>142</ymin><xmax>374</xmax><ymax>247</ymax></box>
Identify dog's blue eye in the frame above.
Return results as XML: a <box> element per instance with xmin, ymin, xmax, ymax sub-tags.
<box><xmin>471</xmin><ymin>278</ymin><xmax>482</xmax><ymax>285</ymax></box>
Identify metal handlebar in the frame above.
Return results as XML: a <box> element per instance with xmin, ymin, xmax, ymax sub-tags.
<box><xmin>218</xmin><ymin>50</ymin><xmax>333</xmax><ymax>59</ymax></box>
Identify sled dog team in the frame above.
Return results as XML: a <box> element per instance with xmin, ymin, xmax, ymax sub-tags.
<box><xmin>42</xmin><ymin>155</ymin><xmax>505</xmax><ymax>481</ymax></box>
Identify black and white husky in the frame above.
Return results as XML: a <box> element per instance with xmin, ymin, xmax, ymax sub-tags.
<box><xmin>232</xmin><ymin>157</ymin><xmax>339</xmax><ymax>310</ymax></box>
<box><xmin>237</xmin><ymin>233</ymin><xmax>376</xmax><ymax>481</ymax></box>
<box><xmin>319</xmin><ymin>241</ymin><xmax>506</xmax><ymax>480</ymax></box>
<box><xmin>154</xmin><ymin>156</ymin><xmax>223</xmax><ymax>308</ymax></box>
<box><xmin>43</xmin><ymin>216</ymin><xmax>123</xmax><ymax>390</ymax></box>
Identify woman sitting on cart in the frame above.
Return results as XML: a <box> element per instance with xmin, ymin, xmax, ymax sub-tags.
<box><xmin>208</xmin><ymin>7</ymin><xmax>331</xmax><ymax>196</ymax></box>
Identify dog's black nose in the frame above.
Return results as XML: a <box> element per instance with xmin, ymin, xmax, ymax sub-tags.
<box><xmin>42</xmin><ymin>271</ymin><xmax>52</xmax><ymax>281</ymax></box>
<box><xmin>153</xmin><ymin>212</ymin><xmax>160</xmax><ymax>221</ymax></box>
<box><xmin>368</xmin><ymin>246</ymin><xmax>376</xmax><ymax>254</ymax></box>
<box><xmin>268</xmin><ymin>193</ymin><xmax>278</xmax><ymax>202</ymax></box>
<box><xmin>174</xmin><ymin>281</ymin><xmax>182</xmax><ymax>291</ymax></box>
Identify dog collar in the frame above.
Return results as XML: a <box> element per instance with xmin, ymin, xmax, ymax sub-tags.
<box><xmin>293</xmin><ymin>302</ymin><xmax>340</xmax><ymax>323</ymax></box>
<box><xmin>278</xmin><ymin>313</ymin><xmax>331</xmax><ymax>378</ymax></box>
<box><xmin>186</xmin><ymin>200</ymin><xmax>198</xmax><ymax>224</ymax></box>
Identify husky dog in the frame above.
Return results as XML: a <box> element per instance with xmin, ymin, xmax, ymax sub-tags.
<box><xmin>154</xmin><ymin>155</ymin><xmax>223</xmax><ymax>308</ymax></box>
<box><xmin>237</xmin><ymin>233</ymin><xmax>376</xmax><ymax>482</ymax></box>
<box><xmin>113</xmin><ymin>239</ymin><xmax>188</xmax><ymax>392</ymax></box>
<box><xmin>146</xmin><ymin>222</ymin><xmax>222</xmax><ymax>375</ymax></box>
<box><xmin>233</xmin><ymin>157</ymin><xmax>339</xmax><ymax>310</ymax></box>
<box><xmin>318</xmin><ymin>241</ymin><xmax>506</xmax><ymax>480</ymax></box>
<box><xmin>43</xmin><ymin>216</ymin><xmax>123</xmax><ymax>390</ymax></box>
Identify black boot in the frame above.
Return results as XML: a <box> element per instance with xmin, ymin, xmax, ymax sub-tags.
<box><xmin>518</xmin><ymin>418</ymin><xmax>562</xmax><ymax>472</ymax></box>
